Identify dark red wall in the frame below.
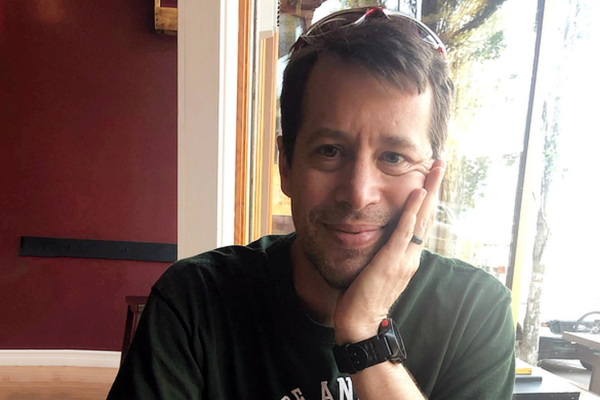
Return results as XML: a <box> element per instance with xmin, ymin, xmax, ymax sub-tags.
<box><xmin>0</xmin><ymin>0</ymin><xmax>177</xmax><ymax>350</ymax></box>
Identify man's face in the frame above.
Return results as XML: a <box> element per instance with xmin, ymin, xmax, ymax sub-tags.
<box><xmin>279</xmin><ymin>57</ymin><xmax>434</xmax><ymax>289</ymax></box>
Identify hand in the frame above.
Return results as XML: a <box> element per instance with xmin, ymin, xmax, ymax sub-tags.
<box><xmin>333</xmin><ymin>160</ymin><xmax>446</xmax><ymax>344</ymax></box>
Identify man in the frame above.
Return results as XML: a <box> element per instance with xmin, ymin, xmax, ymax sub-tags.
<box><xmin>108</xmin><ymin>7</ymin><xmax>515</xmax><ymax>400</ymax></box>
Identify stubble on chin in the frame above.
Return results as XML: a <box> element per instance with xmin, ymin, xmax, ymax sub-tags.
<box><xmin>297</xmin><ymin>214</ymin><xmax>388</xmax><ymax>290</ymax></box>
<box><xmin>302</xmin><ymin>236</ymin><xmax>366</xmax><ymax>290</ymax></box>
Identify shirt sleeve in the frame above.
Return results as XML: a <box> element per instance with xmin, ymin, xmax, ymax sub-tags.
<box><xmin>107</xmin><ymin>288</ymin><xmax>204</xmax><ymax>400</ymax></box>
<box><xmin>431</xmin><ymin>297</ymin><xmax>516</xmax><ymax>400</ymax></box>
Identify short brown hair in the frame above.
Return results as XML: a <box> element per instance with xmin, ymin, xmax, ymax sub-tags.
<box><xmin>280</xmin><ymin>8</ymin><xmax>453</xmax><ymax>165</ymax></box>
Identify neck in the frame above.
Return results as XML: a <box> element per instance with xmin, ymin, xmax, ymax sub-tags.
<box><xmin>290</xmin><ymin>241</ymin><xmax>340</xmax><ymax>327</ymax></box>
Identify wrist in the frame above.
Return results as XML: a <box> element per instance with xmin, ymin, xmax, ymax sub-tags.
<box><xmin>334</xmin><ymin>322</ymin><xmax>380</xmax><ymax>345</ymax></box>
<box><xmin>333</xmin><ymin>318</ymin><xmax>407</xmax><ymax>374</ymax></box>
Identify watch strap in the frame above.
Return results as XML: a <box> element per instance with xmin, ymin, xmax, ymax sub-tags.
<box><xmin>333</xmin><ymin>318</ymin><xmax>407</xmax><ymax>374</ymax></box>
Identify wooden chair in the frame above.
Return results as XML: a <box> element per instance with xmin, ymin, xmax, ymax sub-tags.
<box><xmin>120</xmin><ymin>296</ymin><xmax>148</xmax><ymax>364</ymax></box>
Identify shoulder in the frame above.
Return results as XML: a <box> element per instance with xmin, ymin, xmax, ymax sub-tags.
<box><xmin>406</xmin><ymin>252</ymin><xmax>515</xmax><ymax>399</ymax></box>
<box><xmin>162</xmin><ymin>234</ymin><xmax>291</xmax><ymax>275</ymax></box>
<box><xmin>401</xmin><ymin>251</ymin><xmax>514</xmax><ymax>368</ymax></box>
<box><xmin>418</xmin><ymin>250</ymin><xmax>511</xmax><ymax>304</ymax></box>
<box><xmin>150</xmin><ymin>234</ymin><xmax>295</xmax><ymax>309</ymax></box>
<box><xmin>402</xmin><ymin>250</ymin><xmax>513</xmax><ymax>330</ymax></box>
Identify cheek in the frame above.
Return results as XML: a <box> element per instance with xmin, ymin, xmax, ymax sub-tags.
<box><xmin>386</xmin><ymin>172</ymin><xmax>427</xmax><ymax>206</ymax></box>
<box><xmin>301</xmin><ymin>189</ymin><xmax>331</xmax><ymax>216</ymax></box>
<box><xmin>290</xmin><ymin>171</ymin><xmax>335</xmax><ymax>212</ymax></box>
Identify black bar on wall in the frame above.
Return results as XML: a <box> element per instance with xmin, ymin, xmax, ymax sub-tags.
<box><xmin>20</xmin><ymin>237</ymin><xmax>177</xmax><ymax>263</ymax></box>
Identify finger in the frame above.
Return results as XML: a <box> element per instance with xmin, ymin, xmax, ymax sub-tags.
<box><xmin>412</xmin><ymin>161</ymin><xmax>446</xmax><ymax>245</ymax></box>
<box><xmin>424</xmin><ymin>160</ymin><xmax>445</xmax><ymax>193</ymax></box>
<box><xmin>423</xmin><ymin>210</ymin><xmax>435</xmax><ymax>241</ymax></box>
<box><xmin>376</xmin><ymin>187</ymin><xmax>427</xmax><ymax>260</ymax></box>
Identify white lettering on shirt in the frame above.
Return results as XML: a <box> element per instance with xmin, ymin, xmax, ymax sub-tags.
<box><xmin>291</xmin><ymin>388</ymin><xmax>306</xmax><ymax>400</ymax></box>
<box><xmin>337</xmin><ymin>377</ymin><xmax>353</xmax><ymax>400</ymax></box>
<box><xmin>321</xmin><ymin>381</ymin><xmax>334</xmax><ymax>400</ymax></box>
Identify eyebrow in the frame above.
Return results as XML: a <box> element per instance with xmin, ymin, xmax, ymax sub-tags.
<box><xmin>380</xmin><ymin>135</ymin><xmax>420</xmax><ymax>152</ymax></box>
<box><xmin>304</xmin><ymin>128</ymin><xmax>348</xmax><ymax>146</ymax></box>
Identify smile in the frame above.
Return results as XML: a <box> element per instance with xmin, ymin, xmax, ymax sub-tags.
<box><xmin>323</xmin><ymin>223</ymin><xmax>384</xmax><ymax>249</ymax></box>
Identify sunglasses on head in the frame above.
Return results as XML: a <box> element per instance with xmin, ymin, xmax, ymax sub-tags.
<box><xmin>291</xmin><ymin>6</ymin><xmax>447</xmax><ymax>60</ymax></box>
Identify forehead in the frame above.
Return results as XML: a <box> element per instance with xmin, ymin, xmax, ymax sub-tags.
<box><xmin>299</xmin><ymin>57</ymin><xmax>432</xmax><ymax>152</ymax></box>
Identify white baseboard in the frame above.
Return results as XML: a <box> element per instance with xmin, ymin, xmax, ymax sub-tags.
<box><xmin>0</xmin><ymin>350</ymin><xmax>121</xmax><ymax>368</ymax></box>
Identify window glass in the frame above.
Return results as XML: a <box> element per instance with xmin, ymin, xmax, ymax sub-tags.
<box><xmin>517</xmin><ymin>0</ymin><xmax>600</xmax><ymax>367</ymax></box>
<box><xmin>534</xmin><ymin>0</ymin><xmax>600</xmax><ymax>320</ymax></box>
<box><xmin>433</xmin><ymin>0</ymin><xmax>539</xmax><ymax>287</ymax></box>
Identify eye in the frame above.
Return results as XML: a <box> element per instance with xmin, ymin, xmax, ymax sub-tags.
<box><xmin>378</xmin><ymin>151</ymin><xmax>412</xmax><ymax>176</ymax></box>
<box><xmin>380</xmin><ymin>152</ymin><xmax>405</xmax><ymax>164</ymax></box>
<box><xmin>316</xmin><ymin>145</ymin><xmax>340</xmax><ymax>158</ymax></box>
<box><xmin>310</xmin><ymin>144</ymin><xmax>344</xmax><ymax>171</ymax></box>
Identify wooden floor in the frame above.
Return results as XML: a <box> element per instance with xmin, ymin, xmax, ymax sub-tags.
<box><xmin>0</xmin><ymin>366</ymin><xmax>118</xmax><ymax>400</ymax></box>
<box><xmin>1</xmin><ymin>365</ymin><xmax>598</xmax><ymax>400</ymax></box>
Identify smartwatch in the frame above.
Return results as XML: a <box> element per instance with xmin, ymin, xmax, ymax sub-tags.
<box><xmin>333</xmin><ymin>318</ymin><xmax>407</xmax><ymax>374</ymax></box>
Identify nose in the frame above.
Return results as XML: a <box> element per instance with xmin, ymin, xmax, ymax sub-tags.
<box><xmin>334</xmin><ymin>156</ymin><xmax>381</xmax><ymax>211</ymax></box>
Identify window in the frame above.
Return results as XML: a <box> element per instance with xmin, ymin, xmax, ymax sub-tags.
<box><xmin>516</xmin><ymin>0</ymin><xmax>600</xmax><ymax>366</ymax></box>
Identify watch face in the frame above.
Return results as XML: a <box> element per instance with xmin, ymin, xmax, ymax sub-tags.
<box><xmin>347</xmin><ymin>344</ymin><xmax>370</xmax><ymax>371</ymax></box>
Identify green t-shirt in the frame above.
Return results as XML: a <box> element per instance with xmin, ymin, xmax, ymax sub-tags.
<box><xmin>108</xmin><ymin>234</ymin><xmax>515</xmax><ymax>400</ymax></box>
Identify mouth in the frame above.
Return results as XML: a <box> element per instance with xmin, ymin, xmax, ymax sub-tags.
<box><xmin>322</xmin><ymin>223</ymin><xmax>384</xmax><ymax>249</ymax></box>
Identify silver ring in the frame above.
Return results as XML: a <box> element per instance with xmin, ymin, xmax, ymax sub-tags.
<box><xmin>411</xmin><ymin>235</ymin><xmax>424</xmax><ymax>245</ymax></box>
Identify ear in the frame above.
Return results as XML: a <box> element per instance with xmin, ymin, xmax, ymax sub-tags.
<box><xmin>277</xmin><ymin>136</ymin><xmax>292</xmax><ymax>198</ymax></box>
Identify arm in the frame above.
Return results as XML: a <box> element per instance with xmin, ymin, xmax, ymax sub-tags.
<box><xmin>333</xmin><ymin>160</ymin><xmax>446</xmax><ymax>399</ymax></box>
<box><xmin>347</xmin><ymin>298</ymin><xmax>515</xmax><ymax>400</ymax></box>
<box><xmin>107</xmin><ymin>289</ymin><xmax>204</xmax><ymax>400</ymax></box>
<box><xmin>348</xmin><ymin>362</ymin><xmax>426</xmax><ymax>400</ymax></box>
